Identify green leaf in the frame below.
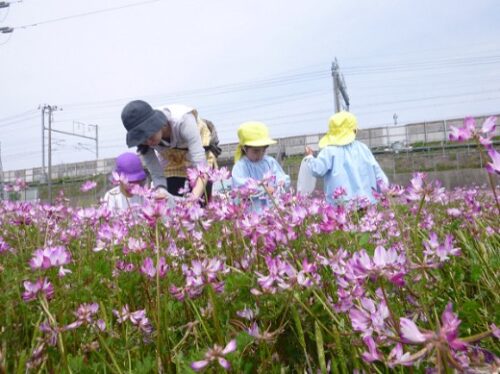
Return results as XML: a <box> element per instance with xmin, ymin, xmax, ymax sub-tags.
<box><xmin>315</xmin><ymin>321</ymin><xmax>327</xmax><ymax>374</ymax></box>
<box><xmin>15</xmin><ymin>350</ymin><xmax>27</xmax><ymax>374</ymax></box>
<box><xmin>470</xmin><ymin>264</ymin><xmax>482</xmax><ymax>282</ymax></box>
<box><xmin>134</xmin><ymin>355</ymin><xmax>155</xmax><ymax>374</ymax></box>
<box><xmin>358</xmin><ymin>233</ymin><xmax>370</xmax><ymax>248</ymax></box>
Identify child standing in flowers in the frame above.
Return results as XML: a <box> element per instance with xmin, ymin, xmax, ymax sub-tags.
<box><xmin>304</xmin><ymin>111</ymin><xmax>388</xmax><ymax>205</ymax></box>
<box><xmin>103</xmin><ymin>152</ymin><xmax>148</xmax><ymax>211</ymax></box>
<box><xmin>232</xmin><ymin>121</ymin><xmax>290</xmax><ymax>212</ymax></box>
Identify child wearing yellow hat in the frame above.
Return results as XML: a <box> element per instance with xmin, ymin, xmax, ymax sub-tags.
<box><xmin>232</xmin><ymin>121</ymin><xmax>290</xmax><ymax>212</ymax></box>
<box><xmin>304</xmin><ymin>112</ymin><xmax>388</xmax><ymax>205</ymax></box>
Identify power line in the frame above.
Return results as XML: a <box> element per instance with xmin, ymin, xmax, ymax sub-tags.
<box><xmin>2</xmin><ymin>81</ymin><xmax>498</xmax><ymax>132</ymax></box>
<box><xmin>13</xmin><ymin>0</ymin><xmax>161</xmax><ymax>30</ymax></box>
<box><xmin>59</xmin><ymin>54</ymin><xmax>500</xmax><ymax>110</ymax></box>
<box><xmin>353</xmin><ymin>95</ymin><xmax>500</xmax><ymax>116</ymax></box>
<box><xmin>342</xmin><ymin>55</ymin><xmax>500</xmax><ymax>74</ymax></box>
<box><xmin>2</xmin><ymin>85</ymin><xmax>498</xmax><ymax>140</ymax></box>
<box><xmin>0</xmin><ymin>113</ymin><xmax>39</xmax><ymax>127</ymax></box>
<box><xmin>0</xmin><ymin>109</ymin><xmax>37</xmax><ymax>123</ymax></box>
<box><xmin>354</xmin><ymin>88</ymin><xmax>500</xmax><ymax>109</ymax></box>
<box><xmin>60</xmin><ymin>70</ymin><xmax>329</xmax><ymax>110</ymax></box>
<box><xmin>2</xmin><ymin>54</ymin><xmax>500</xmax><ymax>155</ymax></box>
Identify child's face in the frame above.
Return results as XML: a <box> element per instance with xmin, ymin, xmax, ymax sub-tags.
<box><xmin>120</xmin><ymin>178</ymin><xmax>146</xmax><ymax>197</ymax></box>
<box><xmin>244</xmin><ymin>146</ymin><xmax>267</xmax><ymax>162</ymax></box>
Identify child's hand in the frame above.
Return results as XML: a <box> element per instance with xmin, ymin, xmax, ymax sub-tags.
<box><xmin>305</xmin><ymin>146</ymin><xmax>314</xmax><ymax>156</ymax></box>
<box><xmin>153</xmin><ymin>187</ymin><xmax>169</xmax><ymax>200</ymax></box>
<box><xmin>264</xmin><ymin>186</ymin><xmax>275</xmax><ymax>194</ymax></box>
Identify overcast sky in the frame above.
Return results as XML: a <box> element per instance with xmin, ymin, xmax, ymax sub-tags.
<box><xmin>1</xmin><ymin>0</ymin><xmax>499</xmax><ymax>171</ymax></box>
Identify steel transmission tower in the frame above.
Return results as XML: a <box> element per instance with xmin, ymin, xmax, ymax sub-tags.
<box><xmin>40</xmin><ymin>104</ymin><xmax>99</xmax><ymax>204</ymax></box>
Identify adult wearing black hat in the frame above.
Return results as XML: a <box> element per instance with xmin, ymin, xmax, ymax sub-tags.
<box><xmin>121</xmin><ymin>100</ymin><xmax>215</xmax><ymax>201</ymax></box>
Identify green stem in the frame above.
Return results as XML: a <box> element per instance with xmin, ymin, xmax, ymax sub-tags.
<box><xmin>276</xmin><ymin>292</ymin><xmax>294</xmax><ymax>332</ymax></box>
<box><xmin>38</xmin><ymin>296</ymin><xmax>73</xmax><ymax>374</ymax></box>
<box><xmin>290</xmin><ymin>304</ymin><xmax>313</xmax><ymax>373</ymax></box>
<box><xmin>96</xmin><ymin>332</ymin><xmax>124</xmax><ymax>374</ymax></box>
<box><xmin>293</xmin><ymin>293</ymin><xmax>331</xmax><ymax>336</ymax></box>
<box><xmin>415</xmin><ymin>193</ymin><xmax>426</xmax><ymax>226</ymax></box>
<box><xmin>188</xmin><ymin>300</ymin><xmax>213</xmax><ymax>344</ymax></box>
<box><xmin>312</xmin><ymin>289</ymin><xmax>342</xmax><ymax>325</ymax></box>
<box><xmin>461</xmin><ymin>329</ymin><xmax>493</xmax><ymax>343</ymax></box>
<box><xmin>154</xmin><ymin>219</ymin><xmax>172</xmax><ymax>373</ymax></box>
<box><xmin>331</xmin><ymin>324</ymin><xmax>349</xmax><ymax>374</ymax></box>
<box><xmin>207</xmin><ymin>285</ymin><xmax>223</xmax><ymax>345</ymax></box>
<box><xmin>379</xmin><ymin>281</ymin><xmax>401</xmax><ymax>336</ymax></box>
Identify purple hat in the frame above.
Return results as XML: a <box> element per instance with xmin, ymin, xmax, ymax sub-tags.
<box><xmin>115</xmin><ymin>152</ymin><xmax>147</xmax><ymax>182</ymax></box>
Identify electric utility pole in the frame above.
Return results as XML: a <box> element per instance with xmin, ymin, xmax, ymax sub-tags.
<box><xmin>331</xmin><ymin>58</ymin><xmax>350</xmax><ymax>112</ymax></box>
<box><xmin>40</xmin><ymin>105</ymin><xmax>46</xmax><ymax>182</ymax></box>
<box><xmin>39</xmin><ymin>104</ymin><xmax>62</xmax><ymax>204</ymax></box>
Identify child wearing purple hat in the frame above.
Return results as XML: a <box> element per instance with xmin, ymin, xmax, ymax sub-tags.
<box><xmin>103</xmin><ymin>152</ymin><xmax>148</xmax><ymax>211</ymax></box>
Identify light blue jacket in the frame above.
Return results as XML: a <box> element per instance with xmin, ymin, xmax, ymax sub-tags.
<box><xmin>232</xmin><ymin>155</ymin><xmax>290</xmax><ymax>212</ymax></box>
<box><xmin>304</xmin><ymin>141</ymin><xmax>388</xmax><ymax>205</ymax></box>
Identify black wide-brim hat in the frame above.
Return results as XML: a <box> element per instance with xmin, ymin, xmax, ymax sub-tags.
<box><xmin>121</xmin><ymin>100</ymin><xmax>167</xmax><ymax>147</ymax></box>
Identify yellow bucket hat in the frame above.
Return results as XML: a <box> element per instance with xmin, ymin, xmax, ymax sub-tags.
<box><xmin>234</xmin><ymin>121</ymin><xmax>277</xmax><ymax>162</ymax></box>
<box><xmin>318</xmin><ymin>111</ymin><xmax>358</xmax><ymax>148</ymax></box>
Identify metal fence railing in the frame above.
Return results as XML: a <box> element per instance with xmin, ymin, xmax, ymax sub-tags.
<box><xmin>3</xmin><ymin>145</ymin><xmax>496</xmax><ymax>205</ymax></box>
<box><xmin>2</xmin><ymin>114</ymin><xmax>498</xmax><ymax>186</ymax></box>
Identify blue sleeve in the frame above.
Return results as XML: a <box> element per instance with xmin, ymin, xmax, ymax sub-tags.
<box><xmin>373</xmin><ymin>160</ymin><xmax>389</xmax><ymax>186</ymax></box>
<box><xmin>304</xmin><ymin>149</ymin><xmax>333</xmax><ymax>177</ymax></box>
<box><xmin>231</xmin><ymin>160</ymin><xmax>250</xmax><ymax>189</ymax></box>
<box><xmin>270</xmin><ymin>158</ymin><xmax>290</xmax><ymax>189</ymax></box>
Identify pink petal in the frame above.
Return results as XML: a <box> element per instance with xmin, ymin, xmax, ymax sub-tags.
<box><xmin>349</xmin><ymin>308</ymin><xmax>368</xmax><ymax>329</ymax></box>
<box><xmin>96</xmin><ymin>319</ymin><xmax>106</xmax><ymax>331</ymax></box>
<box><xmin>463</xmin><ymin>116</ymin><xmax>476</xmax><ymax>132</ymax></box>
<box><xmin>481</xmin><ymin>116</ymin><xmax>496</xmax><ymax>134</ymax></box>
<box><xmin>361</xmin><ymin>336</ymin><xmax>382</xmax><ymax>363</ymax></box>
<box><xmin>373</xmin><ymin>246</ymin><xmax>386</xmax><ymax>267</ymax></box>
<box><xmin>222</xmin><ymin>339</ymin><xmax>237</xmax><ymax>355</ymax></box>
<box><xmin>64</xmin><ymin>320</ymin><xmax>83</xmax><ymax>331</ymax></box>
<box><xmin>490</xmin><ymin>324</ymin><xmax>500</xmax><ymax>339</ymax></box>
<box><xmin>449</xmin><ymin>338</ymin><xmax>467</xmax><ymax>351</ymax></box>
<box><xmin>191</xmin><ymin>360</ymin><xmax>209</xmax><ymax>371</ymax></box>
<box><xmin>217</xmin><ymin>357</ymin><xmax>231</xmax><ymax>370</ymax></box>
<box><xmin>479</xmin><ymin>135</ymin><xmax>493</xmax><ymax>147</ymax></box>
<box><xmin>360</xmin><ymin>297</ymin><xmax>376</xmax><ymax>313</ymax></box>
<box><xmin>388</xmin><ymin>343</ymin><xmax>403</xmax><ymax>361</ymax></box>
<box><xmin>485</xmin><ymin>164</ymin><xmax>498</xmax><ymax>175</ymax></box>
<box><xmin>400</xmin><ymin>318</ymin><xmax>427</xmax><ymax>343</ymax></box>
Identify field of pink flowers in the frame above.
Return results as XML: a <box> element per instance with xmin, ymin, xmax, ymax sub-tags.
<box><xmin>0</xmin><ymin>117</ymin><xmax>499</xmax><ymax>373</ymax></box>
